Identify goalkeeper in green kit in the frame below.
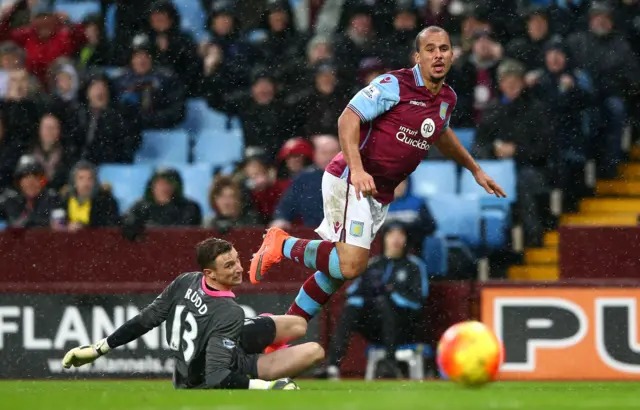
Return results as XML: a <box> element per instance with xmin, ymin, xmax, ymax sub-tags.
<box><xmin>62</xmin><ymin>238</ymin><xmax>324</xmax><ymax>390</ymax></box>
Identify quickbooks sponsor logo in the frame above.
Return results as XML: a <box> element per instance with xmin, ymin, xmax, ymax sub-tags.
<box><xmin>396</xmin><ymin>126</ymin><xmax>430</xmax><ymax>150</ymax></box>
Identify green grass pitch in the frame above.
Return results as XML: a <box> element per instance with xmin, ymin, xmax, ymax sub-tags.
<box><xmin>2</xmin><ymin>380</ymin><xmax>638</xmax><ymax>410</ymax></box>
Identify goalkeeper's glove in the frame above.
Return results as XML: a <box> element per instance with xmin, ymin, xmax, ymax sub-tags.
<box><xmin>267</xmin><ymin>378</ymin><xmax>299</xmax><ymax>390</ymax></box>
<box><xmin>62</xmin><ymin>338</ymin><xmax>111</xmax><ymax>369</ymax></box>
<box><xmin>249</xmin><ymin>378</ymin><xmax>299</xmax><ymax>390</ymax></box>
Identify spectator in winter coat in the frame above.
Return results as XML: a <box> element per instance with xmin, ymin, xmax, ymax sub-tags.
<box><xmin>241</xmin><ymin>153</ymin><xmax>290</xmax><ymax>223</ymax></box>
<box><xmin>447</xmin><ymin>29</ymin><xmax>503</xmax><ymax>127</ymax></box>
<box><xmin>474</xmin><ymin>59</ymin><xmax>551</xmax><ymax>247</ymax></box>
<box><xmin>122</xmin><ymin>168</ymin><xmax>202</xmax><ymax>237</ymax></box>
<box><xmin>114</xmin><ymin>34</ymin><xmax>185</xmax><ymax>129</ymax></box>
<box><xmin>62</xmin><ymin>160</ymin><xmax>120</xmax><ymax>230</ymax></box>
<box><xmin>567</xmin><ymin>2</ymin><xmax>640</xmax><ymax>178</ymax></box>
<box><xmin>320</xmin><ymin>222</ymin><xmax>428</xmax><ymax>380</ymax></box>
<box><xmin>146</xmin><ymin>0</ymin><xmax>201</xmax><ymax>96</ymax></box>
<box><xmin>73</xmin><ymin>74</ymin><xmax>141</xmax><ymax>164</ymax></box>
<box><xmin>505</xmin><ymin>7</ymin><xmax>551</xmax><ymax>71</ymax></box>
<box><xmin>275</xmin><ymin>137</ymin><xmax>314</xmax><ymax>180</ymax></box>
<box><xmin>27</xmin><ymin>113</ymin><xmax>74</xmax><ymax>191</ymax></box>
<box><xmin>76</xmin><ymin>14</ymin><xmax>112</xmax><ymax>69</ymax></box>
<box><xmin>0</xmin><ymin>155</ymin><xmax>63</xmax><ymax>229</ymax></box>
<box><xmin>0</xmin><ymin>1</ymin><xmax>86</xmax><ymax>85</ymax></box>
<box><xmin>386</xmin><ymin>178</ymin><xmax>437</xmax><ymax>254</ymax></box>
<box><xmin>100</xmin><ymin>0</ymin><xmax>153</xmax><ymax>66</ymax></box>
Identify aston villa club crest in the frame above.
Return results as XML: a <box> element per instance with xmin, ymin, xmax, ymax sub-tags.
<box><xmin>439</xmin><ymin>102</ymin><xmax>449</xmax><ymax>120</ymax></box>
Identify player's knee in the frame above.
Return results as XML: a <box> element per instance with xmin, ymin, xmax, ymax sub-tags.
<box><xmin>340</xmin><ymin>258</ymin><xmax>368</xmax><ymax>279</ymax></box>
<box><xmin>307</xmin><ymin>342</ymin><xmax>325</xmax><ymax>364</ymax></box>
<box><xmin>290</xmin><ymin>316</ymin><xmax>308</xmax><ymax>339</ymax></box>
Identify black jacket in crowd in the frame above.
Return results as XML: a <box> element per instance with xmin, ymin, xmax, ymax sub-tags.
<box><xmin>474</xmin><ymin>90</ymin><xmax>551</xmax><ymax>168</ymax></box>
<box><xmin>63</xmin><ymin>189</ymin><xmax>121</xmax><ymax>227</ymax></box>
<box><xmin>346</xmin><ymin>254</ymin><xmax>428</xmax><ymax>312</ymax></box>
<box><xmin>0</xmin><ymin>188</ymin><xmax>62</xmax><ymax>228</ymax></box>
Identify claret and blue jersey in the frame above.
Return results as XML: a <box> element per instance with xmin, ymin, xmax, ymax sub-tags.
<box><xmin>326</xmin><ymin>64</ymin><xmax>457</xmax><ymax>204</ymax></box>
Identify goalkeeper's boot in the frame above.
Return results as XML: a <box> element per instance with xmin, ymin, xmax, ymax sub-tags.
<box><xmin>268</xmin><ymin>378</ymin><xmax>299</xmax><ymax>390</ymax></box>
<box><xmin>250</xmin><ymin>227</ymin><xmax>289</xmax><ymax>284</ymax></box>
<box><xmin>62</xmin><ymin>338</ymin><xmax>110</xmax><ymax>369</ymax></box>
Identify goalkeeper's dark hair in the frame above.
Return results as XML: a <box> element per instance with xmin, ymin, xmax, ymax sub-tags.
<box><xmin>415</xmin><ymin>26</ymin><xmax>449</xmax><ymax>52</ymax></box>
<box><xmin>196</xmin><ymin>238</ymin><xmax>233</xmax><ymax>270</ymax></box>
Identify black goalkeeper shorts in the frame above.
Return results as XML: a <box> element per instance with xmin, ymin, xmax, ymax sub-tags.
<box><xmin>234</xmin><ymin>316</ymin><xmax>277</xmax><ymax>378</ymax></box>
<box><xmin>239</xmin><ymin>315</ymin><xmax>277</xmax><ymax>354</ymax></box>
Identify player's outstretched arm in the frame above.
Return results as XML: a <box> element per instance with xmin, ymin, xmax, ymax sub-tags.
<box><xmin>435</xmin><ymin>128</ymin><xmax>507</xmax><ymax>198</ymax></box>
<box><xmin>62</xmin><ymin>274</ymin><xmax>185</xmax><ymax>369</ymax></box>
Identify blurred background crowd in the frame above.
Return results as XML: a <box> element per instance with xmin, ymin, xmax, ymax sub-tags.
<box><xmin>0</xmin><ymin>0</ymin><xmax>638</xmax><ymax>279</ymax></box>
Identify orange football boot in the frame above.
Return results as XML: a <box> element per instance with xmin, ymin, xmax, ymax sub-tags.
<box><xmin>249</xmin><ymin>227</ymin><xmax>290</xmax><ymax>284</ymax></box>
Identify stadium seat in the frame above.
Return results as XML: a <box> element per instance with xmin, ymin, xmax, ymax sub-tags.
<box><xmin>182</xmin><ymin>99</ymin><xmax>230</xmax><ymax>134</ymax></box>
<box><xmin>365</xmin><ymin>344</ymin><xmax>433</xmax><ymax>380</ymax></box>
<box><xmin>460</xmin><ymin>160</ymin><xmax>517</xmax><ymax>249</ymax></box>
<box><xmin>98</xmin><ymin>164</ymin><xmax>154</xmax><ymax>212</ymax></box>
<box><xmin>410</xmin><ymin>161</ymin><xmax>457</xmax><ymax>198</ymax></box>
<box><xmin>170</xmin><ymin>0</ymin><xmax>208</xmax><ymax>41</ymax></box>
<box><xmin>174</xmin><ymin>164</ymin><xmax>215</xmax><ymax>218</ymax></box>
<box><xmin>105</xmin><ymin>3</ymin><xmax>116</xmax><ymax>40</ymax></box>
<box><xmin>427</xmin><ymin>194</ymin><xmax>482</xmax><ymax>247</ymax></box>
<box><xmin>54</xmin><ymin>1</ymin><xmax>100</xmax><ymax>22</ymax></box>
<box><xmin>135</xmin><ymin>129</ymin><xmax>190</xmax><ymax>164</ymax></box>
<box><xmin>192</xmin><ymin>128</ymin><xmax>244</xmax><ymax>167</ymax></box>
<box><xmin>459</xmin><ymin>160</ymin><xmax>517</xmax><ymax>207</ymax></box>
<box><xmin>452</xmin><ymin>128</ymin><xmax>475</xmax><ymax>152</ymax></box>
<box><xmin>0</xmin><ymin>220</ymin><xmax>6</xmax><ymax>231</ymax></box>
<box><xmin>422</xmin><ymin>235</ymin><xmax>447</xmax><ymax>276</ymax></box>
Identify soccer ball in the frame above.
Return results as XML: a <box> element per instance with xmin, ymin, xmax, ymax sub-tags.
<box><xmin>436</xmin><ymin>321</ymin><xmax>503</xmax><ymax>387</ymax></box>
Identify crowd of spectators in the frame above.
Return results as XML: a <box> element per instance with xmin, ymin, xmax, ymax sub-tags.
<box><xmin>0</xmin><ymin>0</ymin><xmax>638</xmax><ymax>251</ymax></box>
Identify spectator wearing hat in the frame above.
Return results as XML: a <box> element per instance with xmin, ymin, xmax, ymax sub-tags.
<box><xmin>208</xmin><ymin>67</ymin><xmax>289</xmax><ymax>159</ymax></box>
<box><xmin>201</xmin><ymin>0</ymin><xmax>251</xmax><ymax>88</ymax></box>
<box><xmin>0</xmin><ymin>0</ymin><xmax>87</xmax><ymax>85</ymax></box>
<box><xmin>319</xmin><ymin>221</ymin><xmax>428</xmax><ymax>380</ymax></box>
<box><xmin>505</xmin><ymin>7</ymin><xmax>552</xmax><ymax>71</ymax></box>
<box><xmin>0</xmin><ymin>154</ymin><xmax>63</xmax><ymax>229</ymax></box>
<box><xmin>203</xmin><ymin>176</ymin><xmax>260</xmax><ymax>231</ymax></box>
<box><xmin>76</xmin><ymin>13</ymin><xmax>112</xmax><ymax>69</ymax></box>
<box><xmin>122</xmin><ymin>167</ymin><xmax>202</xmax><ymax>234</ymax></box>
<box><xmin>61</xmin><ymin>160</ymin><xmax>120</xmax><ymax>231</ymax></box>
<box><xmin>255</xmin><ymin>0</ymin><xmax>307</xmax><ymax>88</ymax></box>
<box><xmin>567</xmin><ymin>2</ymin><xmax>640</xmax><ymax>178</ymax></box>
<box><xmin>114</xmin><ymin>34</ymin><xmax>186</xmax><ymax>129</ymax></box>
<box><xmin>447</xmin><ymin>29</ymin><xmax>502</xmax><ymax>127</ymax></box>
<box><xmin>145</xmin><ymin>0</ymin><xmax>201</xmax><ymax>96</ymax></box>
<box><xmin>276</xmin><ymin>137</ymin><xmax>314</xmax><ymax>180</ymax></box>
<box><xmin>474</xmin><ymin>59</ymin><xmax>551</xmax><ymax>247</ymax></box>
<box><xmin>101</xmin><ymin>0</ymin><xmax>153</xmax><ymax>66</ymax></box>
<box><xmin>272</xmin><ymin>134</ymin><xmax>339</xmax><ymax>229</ymax></box>
<box><xmin>357</xmin><ymin>57</ymin><xmax>385</xmax><ymax>86</ymax></box>
<box><xmin>531</xmin><ymin>38</ymin><xmax>595</xmax><ymax>212</ymax></box>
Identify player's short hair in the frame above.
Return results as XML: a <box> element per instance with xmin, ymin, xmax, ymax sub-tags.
<box><xmin>415</xmin><ymin>26</ymin><xmax>449</xmax><ymax>52</ymax></box>
<box><xmin>196</xmin><ymin>238</ymin><xmax>233</xmax><ymax>270</ymax></box>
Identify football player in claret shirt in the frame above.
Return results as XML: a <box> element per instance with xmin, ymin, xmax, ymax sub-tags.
<box><xmin>249</xmin><ymin>26</ymin><xmax>506</xmax><ymax>323</ymax></box>
<box><xmin>62</xmin><ymin>238</ymin><xmax>323</xmax><ymax>390</ymax></box>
